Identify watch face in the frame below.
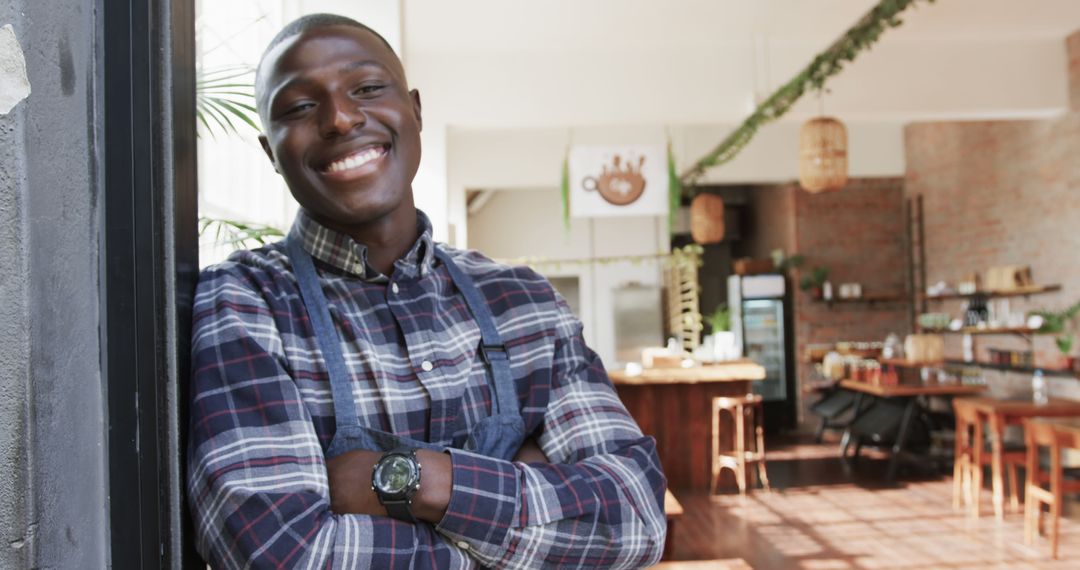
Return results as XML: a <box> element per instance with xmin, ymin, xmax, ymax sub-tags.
<box><xmin>375</xmin><ymin>455</ymin><xmax>416</xmax><ymax>495</ymax></box>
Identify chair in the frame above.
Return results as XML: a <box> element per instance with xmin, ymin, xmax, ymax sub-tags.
<box><xmin>1023</xmin><ymin>419</ymin><xmax>1080</xmax><ymax>559</ymax></box>
<box><xmin>809</xmin><ymin>385</ymin><xmax>856</xmax><ymax>443</ymax></box>
<box><xmin>952</xmin><ymin>398</ymin><xmax>984</xmax><ymax>516</ymax></box>
<box><xmin>711</xmin><ymin>394</ymin><xmax>769</xmax><ymax>496</ymax></box>
<box><xmin>952</xmin><ymin>398</ymin><xmax>1024</xmax><ymax>518</ymax></box>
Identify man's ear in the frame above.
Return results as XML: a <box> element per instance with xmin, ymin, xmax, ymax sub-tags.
<box><xmin>410</xmin><ymin>89</ymin><xmax>423</xmax><ymax>132</ymax></box>
<box><xmin>258</xmin><ymin>134</ymin><xmax>280</xmax><ymax>174</ymax></box>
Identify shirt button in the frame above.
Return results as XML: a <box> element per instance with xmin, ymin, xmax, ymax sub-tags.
<box><xmin>391</xmin><ymin>283</ymin><xmax>400</xmax><ymax>294</ymax></box>
<box><xmin>421</xmin><ymin>360</ymin><xmax>434</xmax><ymax>372</ymax></box>
<box><xmin>456</xmin><ymin>541</ymin><xmax>470</xmax><ymax>550</ymax></box>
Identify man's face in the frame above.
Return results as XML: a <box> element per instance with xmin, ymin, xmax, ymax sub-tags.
<box><xmin>258</xmin><ymin>26</ymin><xmax>422</xmax><ymax>229</ymax></box>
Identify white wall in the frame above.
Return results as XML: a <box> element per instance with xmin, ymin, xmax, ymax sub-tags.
<box><xmin>467</xmin><ymin>188</ymin><xmax>668</xmax><ymax>367</ymax></box>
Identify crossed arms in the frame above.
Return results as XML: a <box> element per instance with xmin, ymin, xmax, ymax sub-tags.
<box><xmin>187</xmin><ymin>267</ymin><xmax>667</xmax><ymax>569</ymax></box>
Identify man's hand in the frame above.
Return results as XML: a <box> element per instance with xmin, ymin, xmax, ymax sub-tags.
<box><xmin>513</xmin><ymin>438</ymin><xmax>549</xmax><ymax>463</ymax></box>
<box><xmin>326</xmin><ymin>449</ymin><xmax>386</xmax><ymax>516</ymax></box>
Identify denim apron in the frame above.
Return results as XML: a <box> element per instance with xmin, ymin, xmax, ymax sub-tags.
<box><xmin>285</xmin><ymin>237</ymin><xmax>526</xmax><ymax>462</ymax></box>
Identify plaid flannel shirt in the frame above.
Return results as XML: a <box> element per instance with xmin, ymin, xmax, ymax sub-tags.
<box><xmin>187</xmin><ymin>209</ymin><xmax>667</xmax><ymax>569</ymax></box>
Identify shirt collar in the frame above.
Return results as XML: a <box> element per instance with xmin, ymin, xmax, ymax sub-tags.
<box><xmin>288</xmin><ymin>209</ymin><xmax>436</xmax><ymax>282</ymax></box>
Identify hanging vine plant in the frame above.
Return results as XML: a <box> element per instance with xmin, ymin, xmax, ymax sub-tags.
<box><xmin>679</xmin><ymin>0</ymin><xmax>936</xmax><ymax>192</ymax></box>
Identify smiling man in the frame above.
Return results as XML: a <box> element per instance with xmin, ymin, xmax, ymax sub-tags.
<box><xmin>187</xmin><ymin>14</ymin><xmax>666</xmax><ymax>570</ymax></box>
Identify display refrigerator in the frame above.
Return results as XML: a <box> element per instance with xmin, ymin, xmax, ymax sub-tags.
<box><xmin>728</xmin><ymin>274</ymin><xmax>797</xmax><ymax>431</ymax></box>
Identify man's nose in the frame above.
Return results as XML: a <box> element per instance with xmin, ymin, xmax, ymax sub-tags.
<box><xmin>319</xmin><ymin>97</ymin><xmax>365</xmax><ymax>138</ymax></box>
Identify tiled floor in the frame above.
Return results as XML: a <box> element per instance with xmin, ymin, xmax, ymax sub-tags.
<box><xmin>667</xmin><ymin>438</ymin><xmax>1080</xmax><ymax>569</ymax></box>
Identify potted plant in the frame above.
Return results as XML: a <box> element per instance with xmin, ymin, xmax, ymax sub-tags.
<box><xmin>771</xmin><ymin>249</ymin><xmax>805</xmax><ymax>273</ymax></box>
<box><xmin>1055</xmin><ymin>334</ymin><xmax>1076</xmax><ymax>373</ymax></box>
<box><xmin>1032</xmin><ymin>300</ymin><xmax>1080</xmax><ymax>372</ymax></box>
<box><xmin>706</xmin><ymin>304</ymin><xmax>731</xmax><ymax>334</ymax></box>
<box><xmin>704</xmin><ymin>304</ymin><xmax>736</xmax><ymax>361</ymax></box>
<box><xmin>799</xmin><ymin>266</ymin><xmax>829</xmax><ymax>299</ymax></box>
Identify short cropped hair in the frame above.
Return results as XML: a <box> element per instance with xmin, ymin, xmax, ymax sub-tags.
<box><xmin>255</xmin><ymin>13</ymin><xmax>398</xmax><ymax>121</ymax></box>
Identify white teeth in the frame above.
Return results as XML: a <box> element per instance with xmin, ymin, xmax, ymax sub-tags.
<box><xmin>326</xmin><ymin>147</ymin><xmax>385</xmax><ymax>173</ymax></box>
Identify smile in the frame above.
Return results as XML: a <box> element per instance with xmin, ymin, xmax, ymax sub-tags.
<box><xmin>320</xmin><ymin>144</ymin><xmax>389</xmax><ymax>176</ymax></box>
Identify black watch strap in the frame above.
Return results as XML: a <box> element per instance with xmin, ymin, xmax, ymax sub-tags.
<box><xmin>383</xmin><ymin>499</ymin><xmax>416</xmax><ymax>523</ymax></box>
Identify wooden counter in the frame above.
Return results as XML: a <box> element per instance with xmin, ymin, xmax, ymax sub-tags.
<box><xmin>609</xmin><ymin>359</ymin><xmax>766</xmax><ymax>385</ymax></box>
<box><xmin>612</xmin><ymin>360</ymin><xmax>766</xmax><ymax>490</ymax></box>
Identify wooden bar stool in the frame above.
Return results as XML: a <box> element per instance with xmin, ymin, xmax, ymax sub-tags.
<box><xmin>952</xmin><ymin>398</ymin><xmax>1024</xmax><ymax>518</ymax></box>
<box><xmin>711</xmin><ymin>394</ymin><xmax>769</xmax><ymax>496</ymax></box>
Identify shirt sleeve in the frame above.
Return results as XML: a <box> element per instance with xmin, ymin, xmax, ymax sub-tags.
<box><xmin>187</xmin><ymin>264</ymin><xmax>476</xmax><ymax>570</ymax></box>
<box><xmin>433</xmin><ymin>294</ymin><xmax>668</xmax><ymax>569</ymax></box>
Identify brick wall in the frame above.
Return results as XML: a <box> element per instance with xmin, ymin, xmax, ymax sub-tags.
<box><xmin>793</xmin><ymin>179</ymin><xmax>912</xmax><ymax>428</ymax></box>
<box><xmin>746</xmin><ymin>178</ymin><xmax>912</xmax><ymax>430</ymax></box>
<box><xmin>904</xmin><ymin>115</ymin><xmax>1080</xmax><ymax>394</ymax></box>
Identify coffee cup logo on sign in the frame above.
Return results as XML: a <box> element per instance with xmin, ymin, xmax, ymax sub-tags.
<box><xmin>582</xmin><ymin>154</ymin><xmax>647</xmax><ymax>206</ymax></box>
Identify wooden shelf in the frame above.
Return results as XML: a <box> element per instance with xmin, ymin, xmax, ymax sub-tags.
<box><xmin>942</xmin><ymin>359</ymin><xmax>1077</xmax><ymax>378</ymax></box>
<box><xmin>920</xmin><ymin>327</ymin><xmax>1042</xmax><ymax>336</ymax></box>
<box><xmin>875</xmin><ymin>357</ymin><xmax>1076</xmax><ymax>378</ymax></box>
<box><xmin>926</xmin><ymin>284</ymin><xmax>1062</xmax><ymax>301</ymax></box>
<box><xmin>820</xmin><ymin>293</ymin><xmax>908</xmax><ymax>305</ymax></box>
<box><xmin>878</xmin><ymin>358</ymin><xmax>945</xmax><ymax>368</ymax></box>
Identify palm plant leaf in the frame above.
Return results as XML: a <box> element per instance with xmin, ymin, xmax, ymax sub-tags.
<box><xmin>199</xmin><ymin>217</ymin><xmax>285</xmax><ymax>250</ymax></box>
<box><xmin>212</xmin><ymin>97</ymin><xmax>261</xmax><ymax>131</ymax></box>
<box><xmin>196</xmin><ymin>65</ymin><xmax>260</xmax><ymax>138</ymax></box>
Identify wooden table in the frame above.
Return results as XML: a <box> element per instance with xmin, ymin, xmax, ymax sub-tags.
<box><xmin>611</xmin><ymin>360</ymin><xmax>765</xmax><ymax>490</ymax></box>
<box><xmin>1030</xmin><ymin>416</ymin><xmax>1080</xmax><ymax>436</ymax></box>
<box><xmin>663</xmin><ymin>489</ymin><xmax>683</xmax><ymax>560</ymax></box>
<box><xmin>961</xmin><ymin>397</ymin><xmax>1080</xmax><ymax>520</ymax></box>
<box><xmin>652</xmin><ymin>560</ymin><xmax>753</xmax><ymax>570</ymax></box>
<box><xmin>839</xmin><ymin>380</ymin><xmax>988</xmax><ymax>482</ymax></box>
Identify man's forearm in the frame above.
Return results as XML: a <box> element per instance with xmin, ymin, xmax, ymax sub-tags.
<box><xmin>326</xmin><ymin>441</ymin><xmax>549</xmax><ymax>523</ymax></box>
<box><xmin>434</xmin><ymin>436</ymin><xmax>668</xmax><ymax>569</ymax></box>
<box><xmin>326</xmin><ymin>448</ymin><xmax>453</xmax><ymax>523</ymax></box>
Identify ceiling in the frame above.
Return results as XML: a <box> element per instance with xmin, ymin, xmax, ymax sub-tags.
<box><xmin>403</xmin><ymin>0</ymin><xmax>1080</xmax><ymax>128</ymax></box>
<box><xmin>406</xmin><ymin>0</ymin><xmax>1080</xmax><ymax>51</ymax></box>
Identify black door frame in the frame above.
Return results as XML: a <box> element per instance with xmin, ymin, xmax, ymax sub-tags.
<box><xmin>102</xmin><ymin>0</ymin><xmax>201</xmax><ymax>567</ymax></box>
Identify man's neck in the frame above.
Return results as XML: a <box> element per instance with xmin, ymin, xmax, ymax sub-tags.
<box><xmin>313</xmin><ymin>204</ymin><xmax>419</xmax><ymax>277</ymax></box>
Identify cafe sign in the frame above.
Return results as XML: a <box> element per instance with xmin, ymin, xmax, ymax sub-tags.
<box><xmin>569</xmin><ymin>145</ymin><xmax>668</xmax><ymax>218</ymax></box>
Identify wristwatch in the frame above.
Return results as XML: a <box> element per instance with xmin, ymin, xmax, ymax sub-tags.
<box><xmin>371</xmin><ymin>448</ymin><xmax>422</xmax><ymax>522</ymax></box>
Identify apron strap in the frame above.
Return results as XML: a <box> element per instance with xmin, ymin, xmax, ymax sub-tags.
<box><xmin>285</xmin><ymin>237</ymin><xmax>360</xmax><ymax>431</ymax></box>
<box><xmin>433</xmin><ymin>248</ymin><xmax>518</xmax><ymax>417</ymax></box>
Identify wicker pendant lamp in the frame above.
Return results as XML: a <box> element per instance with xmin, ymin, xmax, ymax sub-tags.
<box><xmin>690</xmin><ymin>193</ymin><xmax>725</xmax><ymax>244</ymax></box>
<box><xmin>799</xmin><ymin>116</ymin><xmax>848</xmax><ymax>193</ymax></box>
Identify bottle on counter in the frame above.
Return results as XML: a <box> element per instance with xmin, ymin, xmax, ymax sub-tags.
<box><xmin>1032</xmin><ymin>369</ymin><xmax>1049</xmax><ymax>405</ymax></box>
<box><xmin>823</xmin><ymin>281</ymin><xmax>833</xmax><ymax>301</ymax></box>
<box><xmin>962</xmin><ymin>333</ymin><xmax>974</xmax><ymax>363</ymax></box>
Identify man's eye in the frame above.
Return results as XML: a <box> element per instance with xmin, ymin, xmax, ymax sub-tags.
<box><xmin>355</xmin><ymin>84</ymin><xmax>384</xmax><ymax>96</ymax></box>
<box><xmin>283</xmin><ymin>102</ymin><xmax>314</xmax><ymax>117</ymax></box>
